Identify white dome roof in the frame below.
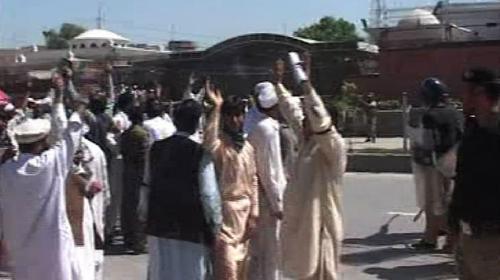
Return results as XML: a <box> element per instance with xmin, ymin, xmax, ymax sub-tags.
<box><xmin>73</xmin><ymin>29</ymin><xmax>129</xmax><ymax>42</ymax></box>
<box><xmin>398</xmin><ymin>9</ymin><xmax>440</xmax><ymax>28</ymax></box>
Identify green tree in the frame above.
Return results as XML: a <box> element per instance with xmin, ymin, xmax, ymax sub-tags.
<box><xmin>294</xmin><ymin>16</ymin><xmax>360</xmax><ymax>42</ymax></box>
<box><xmin>43</xmin><ymin>23</ymin><xmax>86</xmax><ymax>49</ymax></box>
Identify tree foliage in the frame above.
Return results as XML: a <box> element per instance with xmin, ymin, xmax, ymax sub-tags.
<box><xmin>294</xmin><ymin>16</ymin><xmax>360</xmax><ymax>42</ymax></box>
<box><xmin>43</xmin><ymin>23</ymin><xmax>87</xmax><ymax>49</ymax></box>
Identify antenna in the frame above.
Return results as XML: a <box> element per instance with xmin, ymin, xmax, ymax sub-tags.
<box><xmin>370</xmin><ymin>0</ymin><xmax>387</xmax><ymax>27</ymax></box>
<box><xmin>170</xmin><ymin>24</ymin><xmax>176</xmax><ymax>41</ymax></box>
<box><xmin>0</xmin><ymin>0</ymin><xmax>3</xmax><ymax>46</ymax></box>
<box><xmin>97</xmin><ymin>3</ymin><xmax>104</xmax><ymax>29</ymax></box>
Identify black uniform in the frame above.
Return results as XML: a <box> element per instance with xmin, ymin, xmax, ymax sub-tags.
<box><xmin>449</xmin><ymin>116</ymin><xmax>500</xmax><ymax>235</ymax></box>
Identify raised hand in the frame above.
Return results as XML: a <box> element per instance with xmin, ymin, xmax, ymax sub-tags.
<box><xmin>272</xmin><ymin>59</ymin><xmax>286</xmax><ymax>84</ymax></box>
<box><xmin>52</xmin><ymin>72</ymin><xmax>65</xmax><ymax>92</ymax></box>
<box><xmin>205</xmin><ymin>80</ymin><xmax>223</xmax><ymax>108</ymax></box>
<box><xmin>104</xmin><ymin>62</ymin><xmax>113</xmax><ymax>74</ymax></box>
<box><xmin>302</xmin><ymin>52</ymin><xmax>312</xmax><ymax>77</ymax></box>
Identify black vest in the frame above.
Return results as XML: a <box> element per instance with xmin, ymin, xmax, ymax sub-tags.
<box><xmin>146</xmin><ymin>135</ymin><xmax>211</xmax><ymax>244</ymax></box>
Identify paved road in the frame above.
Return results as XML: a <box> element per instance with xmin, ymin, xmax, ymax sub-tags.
<box><xmin>104</xmin><ymin>173</ymin><xmax>457</xmax><ymax>280</ymax></box>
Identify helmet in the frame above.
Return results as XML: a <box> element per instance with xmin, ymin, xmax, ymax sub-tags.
<box><xmin>420</xmin><ymin>78</ymin><xmax>449</xmax><ymax>105</ymax></box>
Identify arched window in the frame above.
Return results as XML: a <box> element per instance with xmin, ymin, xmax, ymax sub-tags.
<box><xmin>80</xmin><ymin>44</ymin><xmax>86</xmax><ymax>48</ymax></box>
<box><xmin>102</xmin><ymin>43</ymin><xmax>108</xmax><ymax>47</ymax></box>
<box><xmin>72</xmin><ymin>45</ymin><xmax>77</xmax><ymax>49</ymax></box>
<box><xmin>90</xmin><ymin>43</ymin><xmax>98</xmax><ymax>48</ymax></box>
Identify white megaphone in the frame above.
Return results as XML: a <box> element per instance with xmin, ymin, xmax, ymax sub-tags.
<box><xmin>288</xmin><ymin>52</ymin><xmax>308</xmax><ymax>84</ymax></box>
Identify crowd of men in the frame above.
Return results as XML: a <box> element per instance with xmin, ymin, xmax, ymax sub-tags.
<box><xmin>0</xmin><ymin>50</ymin><xmax>499</xmax><ymax>280</ymax></box>
<box><xmin>0</xmin><ymin>54</ymin><xmax>347</xmax><ymax>280</ymax></box>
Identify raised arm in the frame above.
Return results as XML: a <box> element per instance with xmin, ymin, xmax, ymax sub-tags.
<box><xmin>272</xmin><ymin>59</ymin><xmax>304</xmax><ymax>139</ymax></box>
<box><xmin>43</xmin><ymin>74</ymin><xmax>84</xmax><ymax>176</ymax></box>
<box><xmin>303</xmin><ymin>82</ymin><xmax>346</xmax><ymax>177</ymax></box>
<box><xmin>203</xmin><ymin>82</ymin><xmax>224</xmax><ymax>155</ymax></box>
<box><xmin>276</xmin><ymin>83</ymin><xmax>304</xmax><ymax>138</ymax></box>
<box><xmin>105</xmin><ymin>64</ymin><xmax>115</xmax><ymax>102</ymax></box>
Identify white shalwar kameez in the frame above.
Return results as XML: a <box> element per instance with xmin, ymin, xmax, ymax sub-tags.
<box><xmin>83</xmin><ymin>138</ymin><xmax>111</xmax><ymax>280</ymax></box>
<box><xmin>74</xmin><ymin>197</ymin><xmax>96</xmax><ymax>280</ymax></box>
<box><xmin>0</xmin><ymin>106</ymin><xmax>84</xmax><ymax>280</ymax></box>
<box><xmin>248</xmin><ymin>116</ymin><xmax>287</xmax><ymax>280</ymax></box>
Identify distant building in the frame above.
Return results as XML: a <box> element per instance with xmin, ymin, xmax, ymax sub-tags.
<box><xmin>355</xmin><ymin>1</ymin><xmax>500</xmax><ymax>102</ymax></box>
<box><xmin>0</xmin><ymin>28</ymin><xmax>170</xmax><ymax>94</ymax></box>
<box><xmin>0</xmin><ymin>31</ymin><xmax>378</xmax><ymax>100</ymax></box>
<box><xmin>134</xmin><ymin>33</ymin><xmax>378</xmax><ymax>101</ymax></box>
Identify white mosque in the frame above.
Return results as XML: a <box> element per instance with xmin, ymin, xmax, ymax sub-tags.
<box><xmin>0</xmin><ymin>27</ymin><xmax>170</xmax><ymax>74</ymax></box>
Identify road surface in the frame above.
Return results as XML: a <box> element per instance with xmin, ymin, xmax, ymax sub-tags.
<box><xmin>104</xmin><ymin>173</ymin><xmax>457</xmax><ymax>280</ymax></box>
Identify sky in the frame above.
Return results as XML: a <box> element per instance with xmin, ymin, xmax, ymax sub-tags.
<box><xmin>0</xmin><ymin>0</ymin><xmax>444</xmax><ymax>48</ymax></box>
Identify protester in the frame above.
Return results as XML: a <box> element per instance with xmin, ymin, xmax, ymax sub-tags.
<box><xmin>0</xmin><ymin>74</ymin><xmax>85</xmax><ymax>280</ymax></box>
<box><xmin>409</xmin><ymin>78</ymin><xmax>463</xmax><ymax>251</ymax></box>
<box><xmin>105</xmin><ymin>91</ymin><xmax>134</xmax><ymax>242</ymax></box>
<box><xmin>66</xmin><ymin>145</ymin><xmax>97</xmax><ymax>280</ymax></box>
<box><xmin>143</xmin><ymin>99</ymin><xmax>176</xmax><ymax>144</ymax></box>
<box><xmin>449</xmin><ymin>68</ymin><xmax>500</xmax><ymax>279</ymax></box>
<box><xmin>276</xmin><ymin>57</ymin><xmax>347</xmax><ymax>280</ymax></box>
<box><xmin>247</xmin><ymin>81</ymin><xmax>286</xmax><ymax>280</ymax></box>
<box><xmin>204</xmin><ymin>82</ymin><xmax>259</xmax><ymax>280</ymax></box>
<box><xmin>120</xmin><ymin>108</ymin><xmax>149</xmax><ymax>254</ymax></box>
<box><xmin>80</xmin><ymin>137</ymin><xmax>110</xmax><ymax>280</ymax></box>
<box><xmin>113</xmin><ymin>92</ymin><xmax>134</xmax><ymax>133</ymax></box>
<box><xmin>145</xmin><ymin>99</ymin><xmax>221</xmax><ymax>280</ymax></box>
<box><xmin>86</xmin><ymin>94</ymin><xmax>115</xmax><ymax>163</ymax></box>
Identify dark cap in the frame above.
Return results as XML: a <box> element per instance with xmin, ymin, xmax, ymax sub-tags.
<box><xmin>462</xmin><ymin>67</ymin><xmax>498</xmax><ymax>85</ymax></box>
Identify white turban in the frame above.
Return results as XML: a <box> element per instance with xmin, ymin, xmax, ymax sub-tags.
<box><xmin>2</xmin><ymin>103</ymin><xmax>14</xmax><ymax>112</ymax></box>
<box><xmin>13</xmin><ymin>118</ymin><xmax>51</xmax><ymax>144</ymax></box>
<box><xmin>255</xmin><ymin>82</ymin><xmax>278</xmax><ymax>109</ymax></box>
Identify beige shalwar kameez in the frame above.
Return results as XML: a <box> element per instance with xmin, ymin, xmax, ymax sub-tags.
<box><xmin>204</xmin><ymin>106</ymin><xmax>259</xmax><ymax>280</ymax></box>
<box><xmin>277</xmin><ymin>84</ymin><xmax>347</xmax><ymax>280</ymax></box>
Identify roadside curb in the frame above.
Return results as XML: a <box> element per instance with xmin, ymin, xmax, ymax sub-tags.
<box><xmin>347</xmin><ymin>153</ymin><xmax>412</xmax><ymax>173</ymax></box>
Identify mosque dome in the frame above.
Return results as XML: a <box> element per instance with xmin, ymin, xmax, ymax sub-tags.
<box><xmin>71</xmin><ymin>29</ymin><xmax>130</xmax><ymax>49</ymax></box>
<box><xmin>397</xmin><ymin>9</ymin><xmax>441</xmax><ymax>28</ymax></box>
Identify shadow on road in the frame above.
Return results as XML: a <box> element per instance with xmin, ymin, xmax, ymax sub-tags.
<box><xmin>342</xmin><ymin>214</ymin><xmax>457</xmax><ymax>279</ymax></box>
<box><xmin>344</xmin><ymin>215</ymin><xmax>422</xmax><ymax>247</ymax></box>
<box><xmin>342</xmin><ymin>247</ymin><xmax>430</xmax><ymax>265</ymax></box>
<box><xmin>342</xmin><ymin>214</ymin><xmax>435</xmax><ymax>265</ymax></box>
<box><xmin>344</xmin><ymin>232</ymin><xmax>422</xmax><ymax>247</ymax></box>
<box><xmin>364</xmin><ymin>262</ymin><xmax>456</xmax><ymax>280</ymax></box>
